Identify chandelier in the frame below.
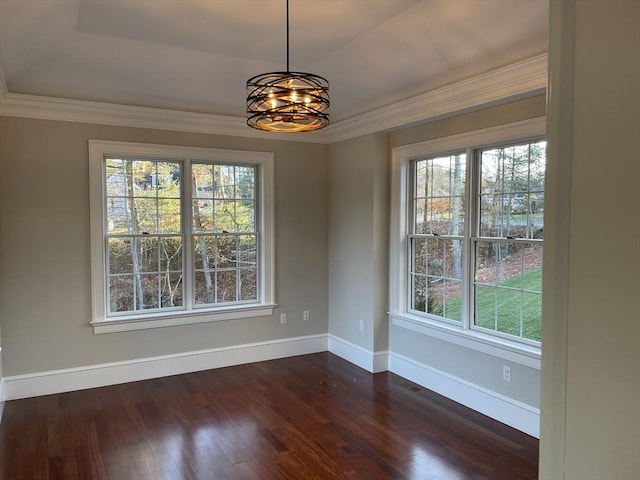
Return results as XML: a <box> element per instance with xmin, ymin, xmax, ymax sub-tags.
<box><xmin>246</xmin><ymin>0</ymin><xmax>330</xmax><ymax>133</ymax></box>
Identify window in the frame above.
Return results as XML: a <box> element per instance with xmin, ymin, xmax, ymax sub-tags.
<box><xmin>390</xmin><ymin>119</ymin><xmax>545</xmax><ymax>364</ymax></box>
<box><xmin>89</xmin><ymin>141</ymin><xmax>275</xmax><ymax>333</ymax></box>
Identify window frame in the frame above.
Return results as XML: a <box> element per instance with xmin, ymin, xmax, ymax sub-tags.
<box><xmin>389</xmin><ymin>118</ymin><xmax>545</xmax><ymax>368</ymax></box>
<box><xmin>89</xmin><ymin>140</ymin><xmax>275</xmax><ymax>334</ymax></box>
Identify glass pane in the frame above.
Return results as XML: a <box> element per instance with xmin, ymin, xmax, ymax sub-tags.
<box><xmin>158</xmin><ymin>199</ymin><xmax>181</xmax><ymax>234</ymax></box>
<box><xmin>108</xmin><ymin>238</ymin><xmax>132</xmax><ymax>274</ymax></box>
<box><xmin>529</xmin><ymin>142</ymin><xmax>547</xmax><ymax>191</ymax></box>
<box><xmin>106</xmin><ymin>160</ymin><xmax>127</xmax><ymax>196</ymax></box>
<box><xmin>479</xmin><ymin>195</ymin><xmax>528</xmax><ymax>238</ymax></box>
<box><xmin>236</xmin><ymin>166</ymin><xmax>255</xmax><ymax>200</ymax></box>
<box><xmin>475</xmin><ymin>241</ymin><xmax>515</xmax><ymax>284</ymax></box>
<box><xmin>194</xmin><ymin>271</ymin><xmax>215</xmax><ymax>304</ymax></box>
<box><xmin>193</xmin><ymin>235</ymin><xmax>215</xmax><ymax>270</ymax></box>
<box><xmin>474</xmin><ymin>284</ymin><xmax>496</xmax><ymax>331</ymax></box>
<box><xmin>214</xmin><ymin>200</ymin><xmax>236</xmax><ymax>232</ymax></box>
<box><xmin>522</xmin><ymin>246</ymin><xmax>544</xmax><ymax>293</ymax></box>
<box><xmin>411</xmin><ymin>237</ymin><xmax>463</xmax><ymax>322</ymax></box>
<box><xmin>412</xmin><ymin>238</ymin><xmax>427</xmax><ymax>274</ymax></box>
<box><xmin>192</xmin><ymin>163</ymin><xmax>214</xmax><ymax>198</ymax></box>
<box><xmin>480</xmin><ymin>140</ymin><xmax>546</xmax><ymax>241</ymax></box>
<box><xmin>413</xmin><ymin>154</ymin><xmax>465</xmax><ymax>236</ymax></box>
<box><xmin>160</xmin><ymin>237</ymin><xmax>182</xmax><ymax>272</ymax></box>
<box><xmin>240</xmin><ymin>269</ymin><xmax>257</xmax><ymax>301</ymax></box>
<box><xmin>109</xmin><ymin>275</ymin><xmax>134</xmax><ymax>313</ymax></box>
<box><xmin>425</xmin><ymin>197</ymin><xmax>465</xmax><ymax>236</ymax></box>
<box><xmin>132</xmin><ymin>160</ymin><xmax>157</xmax><ymax>197</ymax></box>
<box><xmin>107</xmin><ymin>197</ymin><xmax>131</xmax><ymax>234</ymax></box>
<box><xmin>156</xmin><ymin>162</ymin><xmax>181</xmax><ymax>198</ymax></box>
<box><xmin>192</xmin><ymin>200</ymin><xmax>213</xmax><ymax>232</ymax></box>
<box><xmin>139</xmin><ymin>274</ymin><xmax>160</xmax><ymax>309</ymax></box>
<box><xmin>135</xmin><ymin>237</ymin><xmax>159</xmax><ymax>273</ymax></box>
<box><xmin>415</xmin><ymin>160</ymin><xmax>427</xmax><ymax>197</ymax></box>
<box><xmin>161</xmin><ymin>272</ymin><xmax>183</xmax><ymax>307</ymax></box>
<box><xmin>424</xmin><ymin>238</ymin><xmax>464</xmax><ymax>281</ymax></box>
<box><xmin>442</xmin><ymin>280</ymin><xmax>463</xmax><ymax>321</ymax></box>
<box><xmin>531</xmin><ymin>192</ymin><xmax>544</xmax><ymax>238</ymax></box>
<box><xmin>133</xmin><ymin>198</ymin><xmax>157</xmax><ymax>234</ymax></box>
<box><xmin>411</xmin><ymin>274</ymin><xmax>427</xmax><ymax>312</ymax></box>
<box><xmin>496</xmin><ymin>288</ymin><xmax>522</xmax><ymax>337</ymax></box>
<box><xmin>216</xmin><ymin>270</ymin><xmax>237</xmax><ymax>302</ymax></box>
<box><xmin>414</xmin><ymin>198</ymin><xmax>426</xmax><ymax>234</ymax></box>
<box><xmin>522</xmin><ymin>292</ymin><xmax>542</xmax><ymax>341</ymax></box>
<box><xmin>425</xmin><ymin>280</ymin><xmax>444</xmax><ymax>317</ymax></box>
<box><xmin>476</xmin><ymin>241</ymin><xmax>543</xmax><ymax>286</ymax></box>
<box><xmin>236</xmin><ymin>200</ymin><xmax>255</xmax><ymax>232</ymax></box>
<box><xmin>216</xmin><ymin>235</ymin><xmax>236</xmax><ymax>268</ymax></box>
<box><xmin>214</xmin><ymin>165</ymin><xmax>236</xmax><ymax>199</ymax></box>
<box><xmin>425</xmin><ymin>238</ymin><xmax>445</xmax><ymax>279</ymax></box>
<box><xmin>238</xmin><ymin>235</ymin><xmax>257</xmax><ymax>267</ymax></box>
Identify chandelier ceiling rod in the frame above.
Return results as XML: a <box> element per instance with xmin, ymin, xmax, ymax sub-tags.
<box><xmin>286</xmin><ymin>0</ymin><xmax>290</xmax><ymax>72</ymax></box>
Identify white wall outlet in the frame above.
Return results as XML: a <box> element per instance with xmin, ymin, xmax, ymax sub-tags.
<box><xmin>359</xmin><ymin>320</ymin><xmax>364</xmax><ymax>332</ymax></box>
<box><xmin>280</xmin><ymin>313</ymin><xmax>287</xmax><ymax>325</ymax></box>
<box><xmin>303</xmin><ymin>310</ymin><xmax>310</xmax><ymax>321</ymax></box>
<box><xmin>502</xmin><ymin>365</ymin><xmax>511</xmax><ymax>382</ymax></box>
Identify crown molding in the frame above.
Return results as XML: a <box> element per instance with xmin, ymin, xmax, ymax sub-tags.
<box><xmin>324</xmin><ymin>53</ymin><xmax>548</xmax><ymax>143</ymax></box>
<box><xmin>0</xmin><ymin>53</ymin><xmax>547</xmax><ymax>144</ymax></box>
<box><xmin>0</xmin><ymin>92</ymin><xmax>330</xmax><ymax>143</ymax></box>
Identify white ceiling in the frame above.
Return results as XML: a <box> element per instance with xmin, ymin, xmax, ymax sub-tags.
<box><xmin>0</xmin><ymin>0</ymin><xmax>548</xmax><ymax>124</ymax></box>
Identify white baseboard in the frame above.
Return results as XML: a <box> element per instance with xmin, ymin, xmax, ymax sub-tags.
<box><xmin>328</xmin><ymin>335</ymin><xmax>389</xmax><ymax>373</ymax></box>
<box><xmin>389</xmin><ymin>352</ymin><xmax>540</xmax><ymax>438</ymax></box>
<box><xmin>2</xmin><ymin>335</ymin><xmax>539</xmax><ymax>438</ymax></box>
<box><xmin>4</xmin><ymin>334</ymin><xmax>328</xmax><ymax>401</ymax></box>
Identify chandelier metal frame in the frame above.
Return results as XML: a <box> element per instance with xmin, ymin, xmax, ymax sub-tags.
<box><xmin>246</xmin><ymin>0</ymin><xmax>330</xmax><ymax>133</ymax></box>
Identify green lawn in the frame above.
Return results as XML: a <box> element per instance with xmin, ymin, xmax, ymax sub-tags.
<box><xmin>442</xmin><ymin>267</ymin><xmax>542</xmax><ymax>342</ymax></box>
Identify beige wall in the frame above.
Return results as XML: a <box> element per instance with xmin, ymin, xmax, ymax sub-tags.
<box><xmin>390</xmin><ymin>95</ymin><xmax>546</xmax><ymax>148</ymax></box>
<box><xmin>540</xmin><ymin>0</ymin><xmax>640</xmax><ymax>478</ymax></box>
<box><xmin>328</xmin><ymin>133</ymin><xmax>389</xmax><ymax>352</ymax></box>
<box><xmin>0</xmin><ymin>117</ymin><xmax>329</xmax><ymax>376</ymax></box>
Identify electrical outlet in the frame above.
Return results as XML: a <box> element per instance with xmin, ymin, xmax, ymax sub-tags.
<box><xmin>280</xmin><ymin>313</ymin><xmax>287</xmax><ymax>325</ymax></box>
<box><xmin>303</xmin><ymin>310</ymin><xmax>310</xmax><ymax>321</ymax></box>
<box><xmin>502</xmin><ymin>365</ymin><xmax>511</xmax><ymax>382</ymax></box>
<box><xmin>359</xmin><ymin>320</ymin><xmax>364</xmax><ymax>332</ymax></box>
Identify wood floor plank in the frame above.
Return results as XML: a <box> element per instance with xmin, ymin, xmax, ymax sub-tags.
<box><xmin>0</xmin><ymin>353</ymin><xmax>538</xmax><ymax>479</ymax></box>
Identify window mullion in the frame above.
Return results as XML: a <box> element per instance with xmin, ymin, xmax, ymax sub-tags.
<box><xmin>406</xmin><ymin>162</ymin><xmax>417</xmax><ymax>311</ymax></box>
<box><xmin>462</xmin><ymin>147</ymin><xmax>475</xmax><ymax>331</ymax></box>
<box><xmin>183</xmin><ymin>159</ymin><xmax>194</xmax><ymax>311</ymax></box>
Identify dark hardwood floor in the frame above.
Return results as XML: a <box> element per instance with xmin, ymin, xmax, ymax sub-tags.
<box><xmin>0</xmin><ymin>352</ymin><xmax>538</xmax><ymax>479</ymax></box>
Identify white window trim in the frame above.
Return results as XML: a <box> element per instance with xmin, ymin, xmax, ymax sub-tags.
<box><xmin>89</xmin><ymin>140</ymin><xmax>275</xmax><ymax>334</ymax></box>
<box><xmin>389</xmin><ymin>117</ymin><xmax>545</xmax><ymax>368</ymax></box>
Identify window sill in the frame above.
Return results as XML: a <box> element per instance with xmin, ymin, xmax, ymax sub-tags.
<box><xmin>389</xmin><ymin>313</ymin><xmax>541</xmax><ymax>369</ymax></box>
<box><xmin>92</xmin><ymin>304</ymin><xmax>277</xmax><ymax>334</ymax></box>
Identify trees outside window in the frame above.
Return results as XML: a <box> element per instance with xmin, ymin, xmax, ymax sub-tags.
<box><xmin>106</xmin><ymin>158</ymin><xmax>183</xmax><ymax>313</ymax></box>
<box><xmin>391</xmin><ymin>119</ymin><xmax>546</xmax><ymax>350</ymax></box>
<box><xmin>474</xmin><ymin>142</ymin><xmax>545</xmax><ymax>342</ymax></box>
<box><xmin>90</xmin><ymin>141</ymin><xmax>274</xmax><ymax>333</ymax></box>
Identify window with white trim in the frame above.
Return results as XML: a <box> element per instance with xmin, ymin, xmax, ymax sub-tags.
<box><xmin>390</xmin><ymin>119</ymin><xmax>546</xmax><ymax>357</ymax></box>
<box><xmin>89</xmin><ymin>141</ymin><xmax>275</xmax><ymax>333</ymax></box>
